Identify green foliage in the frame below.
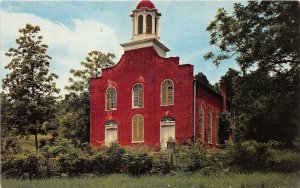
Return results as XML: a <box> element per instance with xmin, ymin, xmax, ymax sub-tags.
<box><xmin>122</xmin><ymin>149</ymin><xmax>152</xmax><ymax>176</ymax></box>
<box><xmin>218</xmin><ymin>111</ymin><xmax>231</xmax><ymax>145</ymax></box>
<box><xmin>205</xmin><ymin>2</ymin><xmax>299</xmax><ymax>146</ymax></box>
<box><xmin>1</xmin><ymin>136</ymin><xmax>22</xmax><ymax>155</ymax></box>
<box><xmin>150</xmin><ymin>153</ymin><xmax>171</xmax><ymax>175</ymax></box>
<box><xmin>173</xmin><ymin>144</ymin><xmax>206</xmax><ymax>172</ymax></box>
<box><xmin>65</xmin><ymin>50</ymin><xmax>115</xmax><ymax>93</ymax></box>
<box><xmin>205</xmin><ymin>1</ymin><xmax>299</xmax><ymax>73</ymax></box>
<box><xmin>2</xmin><ymin>24</ymin><xmax>59</xmax><ymax>151</ymax></box>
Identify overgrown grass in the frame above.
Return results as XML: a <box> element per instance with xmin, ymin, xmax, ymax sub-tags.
<box><xmin>19</xmin><ymin>134</ymin><xmax>52</xmax><ymax>153</ymax></box>
<box><xmin>2</xmin><ymin>172</ymin><xmax>299</xmax><ymax>188</ymax></box>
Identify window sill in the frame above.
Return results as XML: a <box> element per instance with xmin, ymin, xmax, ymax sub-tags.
<box><xmin>132</xmin><ymin>106</ymin><xmax>144</xmax><ymax>109</ymax></box>
<box><xmin>105</xmin><ymin>108</ymin><xmax>117</xmax><ymax>112</ymax></box>
<box><xmin>160</xmin><ymin>104</ymin><xmax>174</xmax><ymax>107</ymax></box>
<box><xmin>131</xmin><ymin>141</ymin><xmax>144</xmax><ymax>144</ymax></box>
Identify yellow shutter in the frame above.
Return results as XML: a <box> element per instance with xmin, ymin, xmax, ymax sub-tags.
<box><xmin>167</xmin><ymin>87</ymin><xmax>173</xmax><ymax>104</ymax></box>
<box><xmin>106</xmin><ymin>93</ymin><xmax>111</xmax><ymax>110</ymax></box>
<box><xmin>133</xmin><ymin>116</ymin><xmax>138</xmax><ymax>141</ymax></box>
<box><xmin>138</xmin><ymin>89</ymin><xmax>143</xmax><ymax>107</ymax></box>
<box><xmin>162</xmin><ymin>86</ymin><xmax>167</xmax><ymax>105</ymax></box>
<box><xmin>138</xmin><ymin>116</ymin><xmax>144</xmax><ymax>141</ymax></box>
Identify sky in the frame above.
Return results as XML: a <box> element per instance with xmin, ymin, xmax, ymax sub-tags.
<box><xmin>0</xmin><ymin>0</ymin><xmax>242</xmax><ymax>95</ymax></box>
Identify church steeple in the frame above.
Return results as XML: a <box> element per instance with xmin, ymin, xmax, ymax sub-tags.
<box><xmin>121</xmin><ymin>0</ymin><xmax>169</xmax><ymax>57</ymax></box>
<box><xmin>131</xmin><ymin>0</ymin><xmax>161</xmax><ymax>41</ymax></box>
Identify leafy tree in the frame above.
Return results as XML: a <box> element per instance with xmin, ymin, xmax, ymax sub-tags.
<box><xmin>194</xmin><ymin>72</ymin><xmax>219</xmax><ymax>92</ymax></box>
<box><xmin>65</xmin><ymin>50</ymin><xmax>115</xmax><ymax>93</ymax></box>
<box><xmin>204</xmin><ymin>1</ymin><xmax>299</xmax><ymax>74</ymax></box>
<box><xmin>220</xmin><ymin>68</ymin><xmax>240</xmax><ymax>101</ymax></box>
<box><xmin>195</xmin><ymin>72</ymin><xmax>210</xmax><ymax>85</ymax></box>
<box><xmin>218</xmin><ymin>111</ymin><xmax>231</xmax><ymax>145</ymax></box>
<box><xmin>205</xmin><ymin>1</ymin><xmax>299</xmax><ymax>146</ymax></box>
<box><xmin>61</xmin><ymin>51</ymin><xmax>115</xmax><ymax>145</ymax></box>
<box><xmin>2</xmin><ymin>24</ymin><xmax>59</xmax><ymax>151</ymax></box>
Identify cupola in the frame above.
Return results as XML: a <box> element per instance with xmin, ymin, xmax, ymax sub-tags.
<box><xmin>121</xmin><ymin>0</ymin><xmax>170</xmax><ymax>57</ymax></box>
<box><xmin>131</xmin><ymin>0</ymin><xmax>160</xmax><ymax>41</ymax></box>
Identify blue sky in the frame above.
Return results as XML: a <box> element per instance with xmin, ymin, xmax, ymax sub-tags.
<box><xmin>1</xmin><ymin>0</ymin><xmax>242</xmax><ymax>94</ymax></box>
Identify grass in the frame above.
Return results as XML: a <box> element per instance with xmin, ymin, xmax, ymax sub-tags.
<box><xmin>2</xmin><ymin>172</ymin><xmax>299</xmax><ymax>188</ymax></box>
<box><xmin>18</xmin><ymin>134</ymin><xmax>52</xmax><ymax>153</ymax></box>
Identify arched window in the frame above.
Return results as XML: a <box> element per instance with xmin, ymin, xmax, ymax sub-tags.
<box><xmin>216</xmin><ymin>113</ymin><xmax>219</xmax><ymax>145</ymax></box>
<box><xmin>132</xmin><ymin>114</ymin><xmax>144</xmax><ymax>142</ymax></box>
<box><xmin>199</xmin><ymin>104</ymin><xmax>204</xmax><ymax>142</ymax></box>
<box><xmin>161</xmin><ymin>80</ymin><xmax>174</xmax><ymax>105</ymax></box>
<box><xmin>208</xmin><ymin>109</ymin><xmax>212</xmax><ymax>144</ymax></box>
<box><xmin>132</xmin><ymin>84</ymin><xmax>144</xmax><ymax>108</ymax></box>
<box><xmin>138</xmin><ymin>15</ymin><xmax>143</xmax><ymax>34</ymax></box>
<box><xmin>146</xmin><ymin>14</ymin><xmax>152</xmax><ymax>34</ymax></box>
<box><xmin>106</xmin><ymin>87</ymin><xmax>117</xmax><ymax>110</ymax></box>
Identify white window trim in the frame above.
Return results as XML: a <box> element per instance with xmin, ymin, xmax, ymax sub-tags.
<box><xmin>216</xmin><ymin>113</ymin><xmax>219</xmax><ymax>145</ymax></box>
<box><xmin>131</xmin><ymin>114</ymin><xmax>144</xmax><ymax>143</ymax></box>
<box><xmin>105</xmin><ymin>86</ymin><xmax>117</xmax><ymax>111</ymax></box>
<box><xmin>132</xmin><ymin>83</ymin><xmax>144</xmax><ymax>109</ymax></box>
<box><xmin>160</xmin><ymin>79</ymin><xmax>174</xmax><ymax>106</ymax></box>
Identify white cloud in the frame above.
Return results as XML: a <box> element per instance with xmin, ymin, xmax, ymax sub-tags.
<box><xmin>0</xmin><ymin>10</ymin><xmax>123</xmax><ymax>95</ymax></box>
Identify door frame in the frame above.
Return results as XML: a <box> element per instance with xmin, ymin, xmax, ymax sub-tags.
<box><xmin>105</xmin><ymin>122</ymin><xmax>118</xmax><ymax>146</ymax></box>
<box><xmin>160</xmin><ymin>118</ymin><xmax>175</xmax><ymax>149</ymax></box>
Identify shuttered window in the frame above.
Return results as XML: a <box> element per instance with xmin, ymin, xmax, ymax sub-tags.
<box><xmin>133</xmin><ymin>84</ymin><xmax>144</xmax><ymax>108</ymax></box>
<box><xmin>132</xmin><ymin>114</ymin><xmax>144</xmax><ymax>142</ymax></box>
<box><xmin>161</xmin><ymin>80</ymin><xmax>174</xmax><ymax>105</ymax></box>
<box><xmin>106</xmin><ymin>87</ymin><xmax>117</xmax><ymax>110</ymax></box>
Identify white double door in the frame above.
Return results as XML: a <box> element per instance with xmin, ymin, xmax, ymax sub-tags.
<box><xmin>160</xmin><ymin>123</ymin><xmax>175</xmax><ymax>149</ymax></box>
<box><xmin>105</xmin><ymin>126</ymin><xmax>118</xmax><ymax>146</ymax></box>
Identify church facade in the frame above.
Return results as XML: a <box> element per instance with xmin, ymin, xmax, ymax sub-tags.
<box><xmin>90</xmin><ymin>0</ymin><xmax>232</xmax><ymax>149</ymax></box>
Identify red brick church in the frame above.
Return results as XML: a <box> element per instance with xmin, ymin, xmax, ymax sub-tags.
<box><xmin>90</xmin><ymin>0</ymin><xmax>233</xmax><ymax>149</ymax></box>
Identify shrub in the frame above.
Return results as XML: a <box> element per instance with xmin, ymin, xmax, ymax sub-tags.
<box><xmin>122</xmin><ymin>150</ymin><xmax>152</xmax><ymax>176</ymax></box>
<box><xmin>173</xmin><ymin>144</ymin><xmax>206</xmax><ymax>172</ymax></box>
<box><xmin>150</xmin><ymin>152</ymin><xmax>171</xmax><ymax>174</ymax></box>
<box><xmin>231</xmin><ymin>140</ymin><xmax>271</xmax><ymax>171</ymax></box>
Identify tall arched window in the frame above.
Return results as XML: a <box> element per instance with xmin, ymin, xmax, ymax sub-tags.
<box><xmin>138</xmin><ymin>15</ymin><xmax>143</xmax><ymax>34</ymax></box>
<box><xmin>132</xmin><ymin>84</ymin><xmax>144</xmax><ymax>108</ymax></box>
<box><xmin>161</xmin><ymin>80</ymin><xmax>174</xmax><ymax>105</ymax></box>
<box><xmin>216</xmin><ymin>113</ymin><xmax>219</xmax><ymax>145</ymax></box>
<box><xmin>199</xmin><ymin>104</ymin><xmax>204</xmax><ymax>142</ymax></box>
<box><xmin>146</xmin><ymin>14</ymin><xmax>152</xmax><ymax>34</ymax></box>
<box><xmin>106</xmin><ymin>87</ymin><xmax>117</xmax><ymax>110</ymax></box>
<box><xmin>132</xmin><ymin>114</ymin><xmax>144</xmax><ymax>142</ymax></box>
<box><xmin>208</xmin><ymin>109</ymin><xmax>212</xmax><ymax>144</ymax></box>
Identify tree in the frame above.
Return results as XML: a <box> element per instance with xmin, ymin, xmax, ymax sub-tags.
<box><xmin>204</xmin><ymin>1</ymin><xmax>299</xmax><ymax>74</ymax></box>
<box><xmin>61</xmin><ymin>51</ymin><xmax>115</xmax><ymax>145</ymax></box>
<box><xmin>194</xmin><ymin>72</ymin><xmax>219</xmax><ymax>92</ymax></box>
<box><xmin>2</xmin><ymin>24</ymin><xmax>59</xmax><ymax>151</ymax></box>
<box><xmin>65</xmin><ymin>50</ymin><xmax>115</xmax><ymax>93</ymax></box>
<box><xmin>220</xmin><ymin>68</ymin><xmax>240</xmax><ymax>101</ymax></box>
<box><xmin>205</xmin><ymin>1</ymin><xmax>299</xmax><ymax>146</ymax></box>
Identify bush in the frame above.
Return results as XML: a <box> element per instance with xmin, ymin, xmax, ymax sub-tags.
<box><xmin>150</xmin><ymin>152</ymin><xmax>171</xmax><ymax>175</ymax></box>
<box><xmin>122</xmin><ymin>150</ymin><xmax>152</xmax><ymax>176</ymax></box>
<box><xmin>173</xmin><ymin>144</ymin><xmax>206</xmax><ymax>172</ymax></box>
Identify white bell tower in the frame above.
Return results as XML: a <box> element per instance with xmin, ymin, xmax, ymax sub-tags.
<box><xmin>131</xmin><ymin>0</ymin><xmax>160</xmax><ymax>41</ymax></box>
<box><xmin>121</xmin><ymin>0</ymin><xmax>169</xmax><ymax>57</ymax></box>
